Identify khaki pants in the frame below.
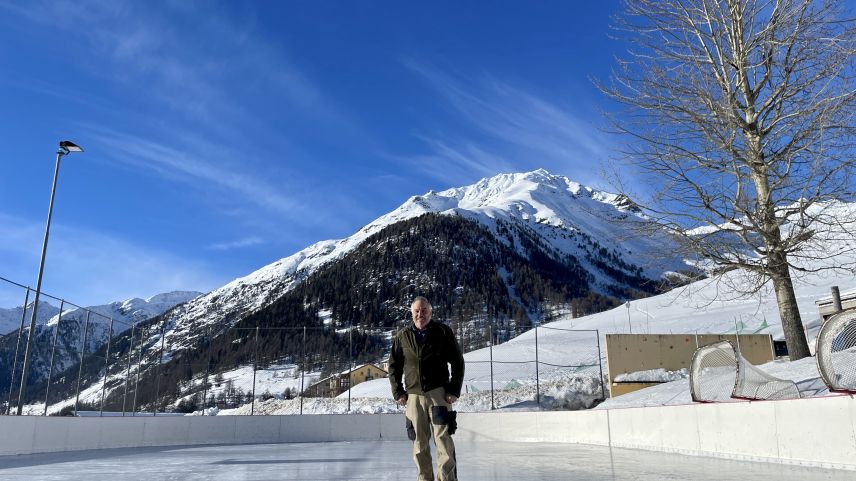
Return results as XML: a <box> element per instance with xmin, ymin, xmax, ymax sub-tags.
<box><xmin>406</xmin><ymin>387</ymin><xmax>457</xmax><ymax>481</ymax></box>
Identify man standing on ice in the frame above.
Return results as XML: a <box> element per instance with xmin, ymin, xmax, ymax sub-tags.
<box><xmin>389</xmin><ymin>296</ymin><xmax>465</xmax><ymax>481</ymax></box>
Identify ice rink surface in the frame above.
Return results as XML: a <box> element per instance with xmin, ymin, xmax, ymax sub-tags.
<box><xmin>0</xmin><ymin>440</ymin><xmax>849</xmax><ymax>481</ymax></box>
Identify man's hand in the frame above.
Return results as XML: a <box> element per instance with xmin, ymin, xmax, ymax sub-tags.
<box><xmin>445</xmin><ymin>394</ymin><xmax>458</xmax><ymax>404</ymax></box>
<box><xmin>397</xmin><ymin>395</ymin><xmax>408</xmax><ymax>406</ymax></box>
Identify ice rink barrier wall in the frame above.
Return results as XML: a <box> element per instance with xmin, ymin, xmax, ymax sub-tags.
<box><xmin>1</xmin><ymin>396</ymin><xmax>854</xmax><ymax>470</ymax></box>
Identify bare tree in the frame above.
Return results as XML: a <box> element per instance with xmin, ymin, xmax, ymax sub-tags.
<box><xmin>599</xmin><ymin>0</ymin><xmax>855</xmax><ymax>360</ymax></box>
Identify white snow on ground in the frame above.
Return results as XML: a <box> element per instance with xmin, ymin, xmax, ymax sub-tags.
<box><xmin>187</xmin><ymin>363</ymin><xmax>317</xmax><ymax>401</ymax></box>
<box><xmin>614</xmin><ymin>368</ymin><xmax>689</xmax><ymax>383</ymax></box>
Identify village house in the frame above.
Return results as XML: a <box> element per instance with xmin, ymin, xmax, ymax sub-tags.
<box><xmin>304</xmin><ymin>363</ymin><xmax>387</xmax><ymax>398</ymax></box>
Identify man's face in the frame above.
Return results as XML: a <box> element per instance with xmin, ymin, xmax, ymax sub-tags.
<box><xmin>411</xmin><ymin>301</ymin><xmax>432</xmax><ymax>329</ymax></box>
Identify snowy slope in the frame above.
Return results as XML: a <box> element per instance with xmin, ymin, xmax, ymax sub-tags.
<box><xmin>419</xmin><ymin>169</ymin><xmax>687</xmax><ymax>279</ymax></box>
<box><xmin>0</xmin><ymin>301</ymin><xmax>59</xmax><ymax>335</ymax></box>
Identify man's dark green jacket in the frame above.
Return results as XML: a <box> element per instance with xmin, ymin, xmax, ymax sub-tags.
<box><xmin>389</xmin><ymin>321</ymin><xmax>465</xmax><ymax>399</ymax></box>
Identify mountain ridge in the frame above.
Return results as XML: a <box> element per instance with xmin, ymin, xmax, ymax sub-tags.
<box><xmin>160</xmin><ymin>169</ymin><xmax>692</xmax><ymax>351</ymax></box>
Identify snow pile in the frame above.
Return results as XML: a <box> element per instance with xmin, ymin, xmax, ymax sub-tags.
<box><xmin>188</xmin><ymin>407</ymin><xmax>220</xmax><ymax>416</ymax></box>
<box><xmin>614</xmin><ymin>368</ymin><xmax>689</xmax><ymax>383</ymax></box>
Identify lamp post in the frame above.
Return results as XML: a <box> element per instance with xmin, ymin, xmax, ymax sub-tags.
<box><xmin>16</xmin><ymin>140</ymin><xmax>83</xmax><ymax>415</ymax></box>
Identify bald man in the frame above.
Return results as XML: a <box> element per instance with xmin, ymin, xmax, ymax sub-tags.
<box><xmin>389</xmin><ymin>296</ymin><xmax>465</xmax><ymax>481</ymax></box>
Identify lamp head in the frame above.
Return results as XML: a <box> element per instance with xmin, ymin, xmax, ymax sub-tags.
<box><xmin>58</xmin><ymin>140</ymin><xmax>84</xmax><ymax>155</ymax></box>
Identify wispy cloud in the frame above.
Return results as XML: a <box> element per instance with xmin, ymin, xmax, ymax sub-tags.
<box><xmin>397</xmin><ymin>136</ymin><xmax>516</xmax><ymax>186</ymax></box>
<box><xmin>402</xmin><ymin>60</ymin><xmax>613</xmax><ymax>186</ymax></box>
<box><xmin>0</xmin><ymin>0</ymin><xmax>375</xmax><ymax>236</ymax></box>
<box><xmin>0</xmin><ymin>212</ymin><xmax>224</xmax><ymax>308</ymax></box>
<box><xmin>206</xmin><ymin>237</ymin><xmax>264</xmax><ymax>252</ymax></box>
<box><xmin>86</xmin><ymin>126</ymin><xmax>305</xmax><ymax>217</ymax></box>
<box><xmin>0</xmin><ymin>0</ymin><xmax>327</xmax><ymax>139</ymax></box>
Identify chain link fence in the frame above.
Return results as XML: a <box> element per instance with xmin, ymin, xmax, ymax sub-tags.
<box><xmin>1</xmin><ymin>276</ymin><xmax>606</xmax><ymax>416</ymax></box>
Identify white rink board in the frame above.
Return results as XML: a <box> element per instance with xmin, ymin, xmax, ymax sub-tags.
<box><xmin>0</xmin><ymin>396</ymin><xmax>854</xmax><ymax>470</ymax></box>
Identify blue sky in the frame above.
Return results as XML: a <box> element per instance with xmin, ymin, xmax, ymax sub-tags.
<box><xmin>0</xmin><ymin>0</ymin><xmax>626</xmax><ymax>308</ymax></box>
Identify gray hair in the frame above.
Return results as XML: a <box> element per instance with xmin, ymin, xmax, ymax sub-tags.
<box><xmin>411</xmin><ymin>296</ymin><xmax>432</xmax><ymax>310</ymax></box>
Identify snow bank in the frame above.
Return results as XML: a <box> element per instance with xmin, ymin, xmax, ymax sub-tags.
<box><xmin>613</xmin><ymin>368</ymin><xmax>688</xmax><ymax>383</ymax></box>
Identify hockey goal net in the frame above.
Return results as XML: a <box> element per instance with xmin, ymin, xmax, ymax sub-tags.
<box><xmin>690</xmin><ymin>340</ymin><xmax>800</xmax><ymax>402</ymax></box>
<box><xmin>816</xmin><ymin>309</ymin><xmax>856</xmax><ymax>393</ymax></box>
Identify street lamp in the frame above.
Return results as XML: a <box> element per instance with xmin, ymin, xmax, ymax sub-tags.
<box><xmin>16</xmin><ymin>140</ymin><xmax>83</xmax><ymax>415</ymax></box>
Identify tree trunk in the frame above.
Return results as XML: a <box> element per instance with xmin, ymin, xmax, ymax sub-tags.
<box><xmin>768</xmin><ymin>258</ymin><xmax>811</xmax><ymax>361</ymax></box>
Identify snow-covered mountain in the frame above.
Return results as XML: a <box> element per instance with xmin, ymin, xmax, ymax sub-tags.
<box><xmin>0</xmin><ymin>301</ymin><xmax>59</xmax><ymax>335</ymax></box>
<box><xmin>161</xmin><ymin>169</ymin><xmax>692</xmax><ymax>350</ymax></box>
<box><xmin>0</xmin><ymin>291</ymin><xmax>202</xmax><ymax>396</ymax></box>
<box><xmin>27</xmin><ymin>169</ymin><xmax>698</xmax><ymax>412</ymax></box>
<box><xmin>44</xmin><ymin>291</ymin><xmax>204</xmax><ymax>331</ymax></box>
<box><xmin>28</xmin><ymin>173</ymin><xmax>856</xmax><ymax>416</ymax></box>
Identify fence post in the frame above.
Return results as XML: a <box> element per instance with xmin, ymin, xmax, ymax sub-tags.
<box><xmin>74</xmin><ymin>310</ymin><xmax>92</xmax><ymax>416</ymax></box>
<box><xmin>100</xmin><ymin>317</ymin><xmax>114</xmax><ymax>417</ymax></box>
<box><xmin>347</xmin><ymin>324</ymin><xmax>353</xmax><ymax>412</ymax></box>
<box><xmin>44</xmin><ymin>299</ymin><xmax>64</xmax><ymax>416</ymax></box>
<box><xmin>595</xmin><ymin>329</ymin><xmax>606</xmax><ymax>401</ymax></box>
<box><xmin>300</xmin><ymin>326</ymin><xmax>306</xmax><ymax>415</ymax></box>
<box><xmin>122</xmin><ymin>323</ymin><xmax>136</xmax><ymax>417</ymax></box>
<box><xmin>534</xmin><ymin>324</ymin><xmax>540</xmax><ymax>409</ymax></box>
<box><xmin>202</xmin><ymin>325</ymin><xmax>213</xmax><ymax>416</ymax></box>
<box><xmin>153</xmin><ymin>318</ymin><xmax>167</xmax><ymax>416</ymax></box>
<box><xmin>489</xmin><ymin>319</ymin><xmax>495</xmax><ymax>410</ymax></box>
<box><xmin>132</xmin><ymin>324</ymin><xmax>145</xmax><ymax>415</ymax></box>
<box><xmin>251</xmin><ymin>326</ymin><xmax>259</xmax><ymax>416</ymax></box>
<box><xmin>6</xmin><ymin>287</ymin><xmax>30</xmax><ymax>415</ymax></box>
<box><xmin>734</xmin><ymin>318</ymin><xmax>741</xmax><ymax>353</ymax></box>
<box><xmin>626</xmin><ymin>302</ymin><xmax>632</xmax><ymax>334</ymax></box>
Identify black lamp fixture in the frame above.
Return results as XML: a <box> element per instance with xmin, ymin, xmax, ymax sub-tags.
<box><xmin>59</xmin><ymin>140</ymin><xmax>84</xmax><ymax>154</ymax></box>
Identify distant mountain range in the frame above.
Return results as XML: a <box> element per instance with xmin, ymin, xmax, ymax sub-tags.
<box><xmin>0</xmin><ymin>291</ymin><xmax>201</xmax><ymax>408</ymax></box>
<box><xmin>0</xmin><ymin>301</ymin><xmax>59</xmax><ymax>336</ymax></box>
